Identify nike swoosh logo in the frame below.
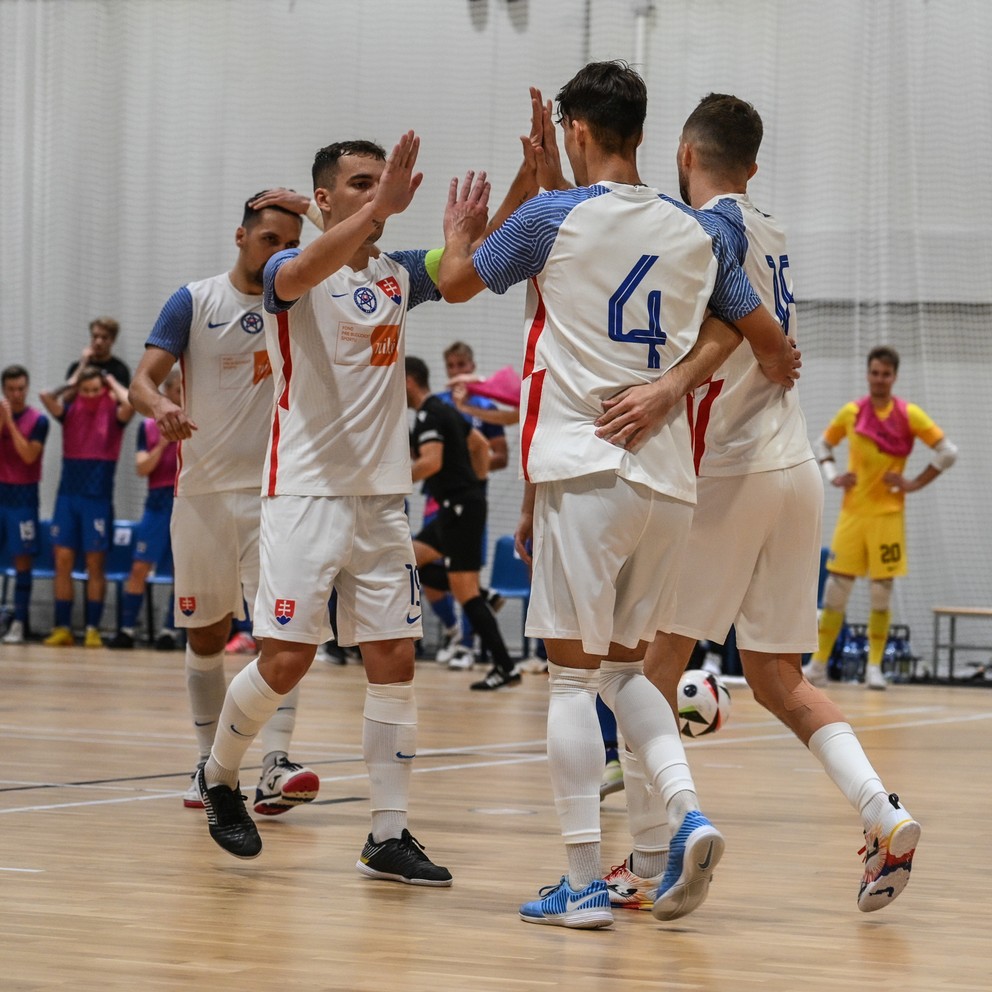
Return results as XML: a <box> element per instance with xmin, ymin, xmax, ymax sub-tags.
<box><xmin>697</xmin><ymin>842</ymin><xmax>714</xmax><ymax>871</ymax></box>
<box><xmin>194</xmin><ymin>720</ymin><xmax>214</xmax><ymax>727</ymax></box>
<box><xmin>406</xmin><ymin>614</ymin><xmax>422</xmax><ymax>624</ymax></box>
<box><xmin>229</xmin><ymin>724</ymin><xmax>254</xmax><ymax>738</ymax></box>
<box><xmin>567</xmin><ymin>892</ymin><xmax>604</xmax><ymax>911</ymax></box>
<box><xmin>331</xmin><ymin>292</ymin><xmax>349</xmax><ymax>298</ymax></box>
<box><xmin>395</xmin><ymin>751</ymin><xmax>416</xmax><ymax>760</ymax></box>
<box><xmin>207</xmin><ymin>320</ymin><xmax>233</xmax><ymax>328</ymax></box>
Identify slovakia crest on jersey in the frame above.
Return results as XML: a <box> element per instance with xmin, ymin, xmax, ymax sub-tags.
<box><xmin>376</xmin><ymin>276</ymin><xmax>402</xmax><ymax>305</ymax></box>
<box><xmin>274</xmin><ymin>599</ymin><xmax>296</xmax><ymax>625</ymax></box>
<box><xmin>179</xmin><ymin>596</ymin><xmax>197</xmax><ymax>617</ymax></box>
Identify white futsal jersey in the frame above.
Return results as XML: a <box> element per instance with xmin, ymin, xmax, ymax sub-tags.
<box><xmin>472</xmin><ymin>181</ymin><xmax>764</xmax><ymax>504</ymax></box>
<box><xmin>146</xmin><ymin>273</ymin><xmax>273</xmax><ymax>496</ymax></box>
<box><xmin>261</xmin><ymin>249</ymin><xmax>440</xmax><ymax>496</ymax></box>
<box><xmin>689</xmin><ymin>194</ymin><xmax>813</xmax><ymax>476</ymax></box>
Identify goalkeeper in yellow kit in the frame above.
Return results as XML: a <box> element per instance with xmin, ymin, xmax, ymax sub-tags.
<box><xmin>805</xmin><ymin>345</ymin><xmax>957</xmax><ymax>690</ymax></box>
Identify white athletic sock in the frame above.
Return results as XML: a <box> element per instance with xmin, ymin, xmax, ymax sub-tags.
<box><xmin>363</xmin><ymin>681</ymin><xmax>417</xmax><ymax>843</ymax></box>
<box><xmin>567</xmin><ymin>842</ymin><xmax>602</xmax><ymax>891</ymax></box>
<box><xmin>259</xmin><ymin>683</ymin><xmax>302</xmax><ymax>758</ymax></box>
<box><xmin>546</xmin><ymin>664</ymin><xmax>603</xmax><ymax>875</ymax></box>
<box><xmin>184</xmin><ymin>645</ymin><xmax>227</xmax><ymax>760</ymax></box>
<box><xmin>807</xmin><ymin>722</ymin><xmax>887</xmax><ymax>828</ymax></box>
<box><xmin>206</xmin><ymin>660</ymin><xmax>285</xmax><ymax>790</ymax></box>
<box><xmin>599</xmin><ymin>660</ymin><xmax>698</xmax><ymax>831</ymax></box>
<box><xmin>621</xmin><ymin>748</ymin><xmax>668</xmax><ymax>880</ymax></box>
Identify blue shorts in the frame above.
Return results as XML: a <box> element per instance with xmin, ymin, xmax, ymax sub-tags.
<box><xmin>51</xmin><ymin>494</ymin><xmax>113</xmax><ymax>554</ymax></box>
<box><xmin>133</xmin><ymin>506</ymin><xmax>172</xmax><ymax>567</ymax></box>
<box><xmin>0</xmin><ymin>504</ymin><xmax>40</xmax><ymax>557</ymax></box>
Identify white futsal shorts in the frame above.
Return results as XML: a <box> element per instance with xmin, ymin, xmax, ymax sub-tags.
<box><xmin>171</xmin><ymin>490</ymin><xmax>260</xmax><ymax>629</ymax></box>
<box><xmin>526</xmin><ymin>471</ymin><xmax>693</xmax><ymax>656</ymax></box>
<box><xmin>669</xmin><ymin>459</ymin><xmax>822</xmax><ymax>653</ymax></box>
<box><xmin>253</xmin><ymin>493</ymin><xmax>422</xmax><ymax>646</ymax></box>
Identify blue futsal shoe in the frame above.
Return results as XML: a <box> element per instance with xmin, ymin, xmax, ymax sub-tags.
<box><xmin>651</xmin><ymin>810</ymin><xmax>724</xmax><ymax>921</ymax></box>
<box><xmin>519</xmin><ymin>876</ymin><xmax>614</xmax><ymax>929</ymax></box>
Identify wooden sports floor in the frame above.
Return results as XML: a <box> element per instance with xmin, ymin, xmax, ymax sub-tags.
<box><xmin>1</xmin><ymin>645</ymin><xmax>989</xmax><ymax>992</ymax></box>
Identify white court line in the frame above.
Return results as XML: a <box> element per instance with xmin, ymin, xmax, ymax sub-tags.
<box><xmin>2</xmin><ymin>711</ymin><xmax>988</xmax><ymax>816</ymax></box>
<box><xmin>684</xmin><ymin>709</ymin><xmax>992</xmax><ymax>749</ymax></box>
<box><xmin>0</xmin><ymin>866</ymin><xmax>44</xmax><ymax>873</ymax></box>
<box><xmin>0</xmin><ymin>753</ymin><xmax>549</xmax><ymax>815</ymax></box>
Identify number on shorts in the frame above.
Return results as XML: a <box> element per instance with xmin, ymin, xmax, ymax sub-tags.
<box><xmin>405</xmin><ymin>563</ymin><xmax>421</xmax><ymax>609</ymax></box>
<box><xmin>879</xmin><ymin>542</ymin><xmax>902</xmax><ymax>564</ymax></box>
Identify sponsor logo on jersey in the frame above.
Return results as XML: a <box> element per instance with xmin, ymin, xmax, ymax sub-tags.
<box><xmin>274</xmin><ymin>598</ymin><xmax>296</xmax><ymax>625</ymax></box>
<box><xmin>376</xmin><ymin>276</ymin><xmax>402</xmax><ymax>305</ymax></box>
<box><xmin>370</xmin><ymin>324</ymin><xmax>400</xmax><ymax>366</ymax></box>
<box><xmin>241</xmin><ymin>312</ymin><xmax>264</xmax><ymax>335</ymax></box>
<box><xmin>179</xmin><ymin>596</ymin><xmax>196</xmax><ymax>616</ymax></box>
<box><xmin>253</xmin><ymin>350</ymin><xmax>272</xmax><ymax>384</ymax></box>
<box><xmin>354</xmin><ymin>286</ymin><xmax>378</xmax><ymax>314</ymax></box>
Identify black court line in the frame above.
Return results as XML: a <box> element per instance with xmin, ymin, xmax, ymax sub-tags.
<box><xmin>0</xmin><ymin>757</ymin><xmax>368</xmax><ymax>794</ymax></box>
<box><xmin>0</xmin><ymin>747</ymin><xmax>545</xmax><ymax>795</ymax></box>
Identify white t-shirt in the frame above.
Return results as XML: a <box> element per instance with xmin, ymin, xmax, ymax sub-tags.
<box><xmin>472</xmin><ymin>181</ymin><xmax>763</xmax><ymax>504</ymax></box>
<box><xmin>690</xmin><ymin>194</ymin><xmax>813</xmax><ymax>476</ymax></box>
<box><xmin>261</xmin><ymin>248</ymin><xmax>440</xmax><ymax>497</ymax></box>
<box><xmin>146</xmin><ymin>272</ymin><xmax>273</xmax><ymax>496</ymax></box>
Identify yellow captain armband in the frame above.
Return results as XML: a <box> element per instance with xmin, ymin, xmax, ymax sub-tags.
<box><xmin>424</xmin><ymin>248</ymin><xmax>444</xmax><ymax>286</ymax></box>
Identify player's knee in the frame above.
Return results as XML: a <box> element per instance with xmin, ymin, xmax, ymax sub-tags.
<box><xmin>822</xmin><ymin>573</ymin><xmax>855</xmax><ymax>612</ymax></box>
<box><xmin>870</xmin><ymin>578</ymin><xmax>893</xmax><ymax>612</ymax></box>
<box><xmin>755</xmin><ymin>659</ymin><xmax>845</xmax><ymax>741</ymax></box>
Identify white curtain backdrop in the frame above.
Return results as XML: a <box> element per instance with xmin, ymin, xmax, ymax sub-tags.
<box><xmin>2</xmin><ymin>0</ymin><xmax>990</xmax><ymax>664</ymax></box>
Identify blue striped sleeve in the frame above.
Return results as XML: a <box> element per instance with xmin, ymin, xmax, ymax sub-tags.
<box><xmin>473</xmin><ymin>187</ymin><xmax>609</xmax><ymax>295</ymax></box>
<box><xmin>146</xmin><ymin>286</ymin><xmax>194</xmax><ymax>356</ymax></box>
<box><xmin>385</xmin><ymin>250</ymin><xmax>443</xmax><ymax>310</ymax></box>
<box><xmin>263</xmin><ymin>248</ymin><xmax>302</xmax><ymax>314</ymax></box>
<box><xmin>691</xmin><ymin>204</ymin><xmax>762</xmax><ymax>322</ymax></box>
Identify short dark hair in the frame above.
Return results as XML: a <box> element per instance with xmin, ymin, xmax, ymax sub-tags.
<box><xmin>77</xmin><ymin>366</ymin><xmax>105</xmax><ymax>385</ymax></box>
<box><xmin>443</xmin><ymin>341</ymin><xmax>474</xmax><ymax>363</ymax></box>
<box><xmin>868</xmin><ymin>345</ymin><xmax>900</xmax><ymax>372</ymax></box>
<box><xmin>312</xmin><ymin>140</ymin><xmax>386</xmax><ymax>191</ymax></box>
<box><xmin>405</xmin><ymin>355</ymin><xmax>430</xmax><ymax>389</ymax></box>
<box><xmin>2</xmin><ymin>364</ymin><xmax>28</xmax><ymax>385</ymax></box>
<box><xmin>89</xmin><ymin>317</ymin><xmax>120</xmax><ymax>341</ymax></box>
<box><xmin>241</xmin><ymin>191</ymin><xmax>303</xmax><ymax>229</ymax></box>
<box><xmin>682</xmin><ymin>93</ymin><xmax>763</xmax><ymax>175</ymax></box>
<box><xmin>555</xmin><ymin>60</ymin><xmax>646</xmax><ymax>156</ymax></box>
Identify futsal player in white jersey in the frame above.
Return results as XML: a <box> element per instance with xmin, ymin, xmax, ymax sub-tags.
<box><xmin>596</xmin><ymin>94</ymin><xmax>921</xmax><ymax>915</ymax></box>
<box><xmin>192</xmin><ymin>132</ymin><xmax>456</xmax><ymax>887</ymax></box>
<box><xmin>439</xmin><ymin>62</ymin><xmax>798</xmax><ymax>929</ymax></box>
<box><xmin>129</xmin><ymin>190</ymin><xmax>320</xmax><ymax>817</ymax></box>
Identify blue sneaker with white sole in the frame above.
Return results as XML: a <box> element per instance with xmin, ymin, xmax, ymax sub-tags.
<box><xmin>519</xmin><ymin>876</ymin><xmax>614</xmax><ymax>929</ymax></box>
<box><xmin>651</xmin><ymin>810</ymin><xmax>724</xmax><ymax>921</ymax></box>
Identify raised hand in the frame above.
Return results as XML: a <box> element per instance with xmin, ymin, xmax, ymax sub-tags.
<box><xmin>444</xmin><ymin>170</ymin><xmax>491</xmax><ymax>246</ymax></box>
<box><xmin>528</xmin><ymin>86</ymin><xmax>567</xmax><ymax>191</ymax></box>
<box><xmin>371</xmin><ymin>131</ymin><xmax>424</xmax><ymax>221</ymax></box>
